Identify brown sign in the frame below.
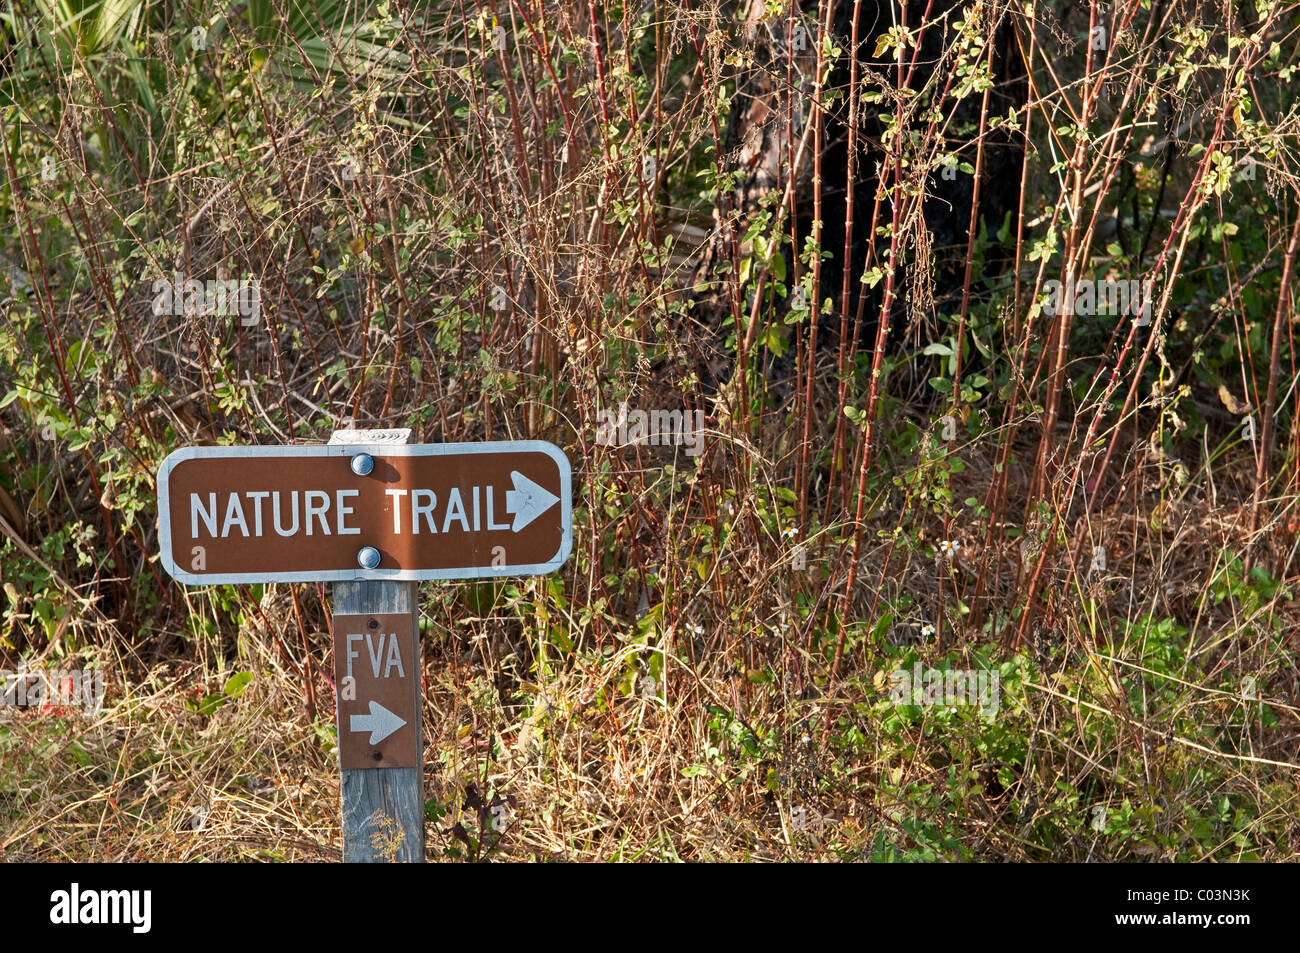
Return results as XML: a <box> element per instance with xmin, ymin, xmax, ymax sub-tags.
<box><xmin>333</xmin><ymin>613</ymin><xmax>419</xmax><ymax>770</ymax></box>
<box><xmin>156</xmin><ymin>441</ymin><xmax>571</xmax><ymax>583</ymax></box>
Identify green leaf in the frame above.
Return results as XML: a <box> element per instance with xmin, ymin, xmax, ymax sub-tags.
<box><xmin>860</xmin><ymin>266</ymin><xmax>884</xmax><ymax>288</ymax></box>
<box><xmin>764</xmin><ymin>322</ymin><xmax>787</xmax><ymax>357</ymax></box>
<box><xmin>996</xmin><ymin>211</ymin><xmax>1013</xmax><ymax>246</ymax></box>
<box><xmin>770</xmin><ymin>250</ymin><xmax>787</xmax><ymax>283</ymax></box>
<box><xmin>223</xmin><ymin>672</ymin><xmax>254</xmax><ymax>698</ymax></box>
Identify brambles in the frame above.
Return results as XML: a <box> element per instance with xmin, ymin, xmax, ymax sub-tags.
<box><xmin>1</xmin><ymin>0</ymin><xmax>1299</xmax><ymax>862</ymax></box>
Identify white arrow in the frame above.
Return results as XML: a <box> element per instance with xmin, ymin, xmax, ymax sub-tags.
<box><xmin>349</xmin><ymin>700</ymin><xmax>406</xmax><ymax>745</ymax></box>
<box><xmin>504</xmin><ymin>470</ymin><xmax>560</xmax><ymax>533</ymax></box>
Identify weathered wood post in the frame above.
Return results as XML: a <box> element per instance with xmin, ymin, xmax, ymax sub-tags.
<box><xmin>329</xmin><ymin>428</ymin><xmax>424</xmax><ymax>862</ymax></box>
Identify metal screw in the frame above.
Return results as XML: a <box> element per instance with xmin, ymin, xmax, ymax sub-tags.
<box><xmin>351</xmin><ymin>453</ymin><xmax>375</xmax><ymax>476</ymax></box>
<box><xmin>357</xmin><ymin>546</ymin><xmax>381</xmax><ymax>569</ymax></box>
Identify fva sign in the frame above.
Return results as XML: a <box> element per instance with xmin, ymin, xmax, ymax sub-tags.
<box><xmin>156</xmin><ymin>439</ymin><xmax>572</xmax><ymax>583</ymax></box>
<box><xmin>333</xmin><ymin>613</ymin><xmax>419</xmax><ymax>770</ymax></box>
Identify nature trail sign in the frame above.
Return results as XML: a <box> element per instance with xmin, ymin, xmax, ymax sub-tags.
<box><xmin>157</xmin><ymin>439</ymin><xmax>571</xmax><ymax>583</ymax></box>
<box><xmin>156</xmin><ymin>431</ymin><xmax>573</xmax><ymax>861</ymax></box>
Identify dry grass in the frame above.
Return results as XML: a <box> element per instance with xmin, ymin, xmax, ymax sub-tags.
<box><xmin>4</xmin><ymin>439</ymin><xmax>1298</xmax><ymax>862</ymax></box>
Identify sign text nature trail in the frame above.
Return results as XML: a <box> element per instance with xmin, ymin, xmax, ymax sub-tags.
<box><xmin>157</xmin><ymin>440</ymin><xmax>572</xmax><ymax>583</ymax></box>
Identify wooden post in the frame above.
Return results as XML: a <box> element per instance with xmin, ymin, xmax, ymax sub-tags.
<box><xmin>330</xmin><ymin>428</ymin><xmax>424</xmax><ymax>863</ymax></box>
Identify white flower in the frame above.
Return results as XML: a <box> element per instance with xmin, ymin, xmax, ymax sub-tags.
<box><xmin>939</xmin><ymin>539</ymin><xmax>961</xmax><ymax>558</ymax></box>
<box><xmin>921</xmin><ymin>623</ymin><xmax>936</xmax><ymax>639</ymax></box>
<box><xmin>686</xmin><ymin>623</ymin><xmax>704</xmax><ymax>637</ymax></box>
<box><xmin>782</xmin><ymin>526</ymin><xmax>798</xmax><ymax>539</ymax></box>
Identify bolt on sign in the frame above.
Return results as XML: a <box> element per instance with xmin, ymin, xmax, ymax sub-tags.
<box><xmin>333</xmin><ymin>613</ymin><xmax>419</xmax><ymax>770</ymax></box>
<box><xmin>155</xmin><ymin>440</ymin><xmax>572</xmax><ymax>583</ymax></box>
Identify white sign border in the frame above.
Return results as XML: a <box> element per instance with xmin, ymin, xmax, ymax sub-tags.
<box><xmin>157</xmin><ymin>440</ymin><xmax>573</xmax><ymax>585</ymax></box>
